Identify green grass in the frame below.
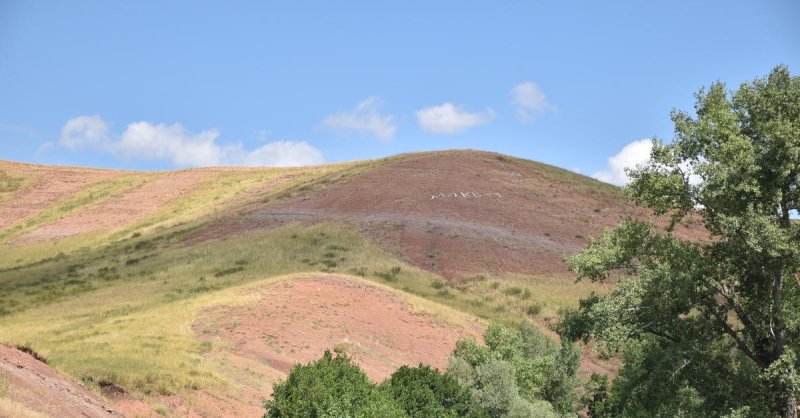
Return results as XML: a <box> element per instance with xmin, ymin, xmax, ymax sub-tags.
<box><xmin>0</xmin><ymin>222</ymin><xmax>433</xmax><ymax>394</ymax></box>
<box><xmin>0</xmin><ymin>170</ymin><xmax>29</xmax><ymax>203</ymax></box>
<box><xmin>0</xmin><ymin>219</ymin><xmax>603</xmax><ymax>399</ymax></box>
<box><xmin>0</xmin><ymin>151</ymin><xmax>612</xmax><ymax>411</ymax></box>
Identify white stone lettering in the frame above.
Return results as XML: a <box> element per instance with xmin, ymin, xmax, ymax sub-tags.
<box><xmin>430</xmin><ymin>192</ymin><xmax>503</xmax><ymax>200</ymax></box>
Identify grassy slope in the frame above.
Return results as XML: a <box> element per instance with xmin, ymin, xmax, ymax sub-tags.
<box><xmin>0</xmin><ymin>169</ymin><xmax>31</xmax><ymax>204</ymax></box>
<box><xmin>0</xmin><ymin>152</ymin><xmax>610</xmax><ymax>409</ymax></box>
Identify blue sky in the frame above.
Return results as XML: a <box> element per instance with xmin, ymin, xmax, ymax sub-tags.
<box><xmin>1</xmin><ymin>1</ymin><xmax>798</xmax><ymax>183</ymax></box>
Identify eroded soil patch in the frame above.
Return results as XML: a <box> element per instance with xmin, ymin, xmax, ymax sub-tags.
<box><xmin>0</xmin><ymin>344</ymin><xmax>123</xmax><ymax>418</ymax></box>
<box><xmin>195</xmin><ymin>275</ymin><xmax>485</xmax><ymax>382</ymax></box>
<box><xmin>18</xmin><ymin>170</ymin><xmax>220</xmax><ymax>242</ymax></box>
<box><xmin>0</xmin><ymin>161</ymin><xmax>121</xmax><ymax>230</ymax></box>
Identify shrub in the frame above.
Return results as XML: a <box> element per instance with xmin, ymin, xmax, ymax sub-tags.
<box><xmin>15</xmin><ymin>344</ymin><xmax>47</xmax><ymax>364</ymax></box>
<box><xmin>264</xmin><ymin>350</ymin><xmax>405</xmax><ymax>417</ymax></box>
<box><xmin>349</xmin><ymin>267</ymin><xmax>367</xmax><ymax>277</ymax></box>
<box><xmin>448</xmin><ymin>323</ymin><xmax>580</xmax><ymax>416</ymax></box>
<box><xmin>384</xmin><ymin>364</ymin><xmax>479</xmax><ymax>417</ymax></box>
<box><xmin>526</xmin><ymin>303</ymin><xmax>542</xmax><ymax>316</ymax></box>
<box><xmin>214</xmin><ymin>266</ymin><xmax>244</xmax><ymax>277</ymax></box>
<box><xmin>377</xmin><ymin>266</ymin><xmax>402</xmax><ymax>282</ymax></box>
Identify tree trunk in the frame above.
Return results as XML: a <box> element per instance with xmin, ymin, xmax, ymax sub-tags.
<box><xmin>785</xmin><ymin>394</ymin><xmax>798</xmax><ymax>418</ymax></box>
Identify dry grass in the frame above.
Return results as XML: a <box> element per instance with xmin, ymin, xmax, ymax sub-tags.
<box><xmin>0</xmin><ymin>222</ymin><xmax>440</xmax><ymax>394</ymax></box>
<box><xmin>0</xmin><ymin>397</ymin><xmax>52</xmax><ymax>418</ymax></box>
<box><xmin>0</xmin><ymin>173</ymin><xmax>155</xmax><ymax>243</ymax></box>
<box><xmin>0</xmin><ymin>220</ymin><xmax>601</xmax><ymax>401</ymax></box>
<box><xmin>0</xmin><ymin>372</ymin><xmax>52</xmax><ymax>418</ymax></box>
<box><xmin>0</xmin><ymin>170</ymin><xmax>30</xmax><ymax>203</ymax></box>
<box><xmin>0</xmin><ymin>152</ymin><xmax>605</xmax><ymax>410</ymax></box>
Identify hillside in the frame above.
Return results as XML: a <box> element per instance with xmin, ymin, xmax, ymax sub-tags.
<box><xmin>0</xmin><ymin>150</ymin><xmax>701</xmax><ymax>416</ymax></box>
<box><xmin>193</xmin><ymin>150</ymin><xmax>699</xmax><ymax>279</ymax></box>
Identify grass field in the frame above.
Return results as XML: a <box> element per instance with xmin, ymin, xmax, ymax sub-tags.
<box><xmin>0</xmin><ymin>156</ymin><xmax>392</xmax><ymax>270</ymax></box>
<box><xmin>0</xmin><ymin>152</ymin><xmax>615</xmax><ymax>415</ymax></box>
<box><xmin>0</xmin><ymin>220</ymin><xmax>605</xmax><ymax>399</ymax></box>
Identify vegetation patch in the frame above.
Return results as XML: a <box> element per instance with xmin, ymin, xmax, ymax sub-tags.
<box><xmin>14</xmin><ymin>344</ymin><xmax>47</xmax><ymax>364</ymax></box>
<box><xmin>0</xmin><ymin>170</ymin><xmax>27</xmax><ymax>202</ymax></box>
<box><xmin>214</xmin><ymin>266</ymin><xmax>245</xmax><ymax>277</ymax></box>
<box><xmin>376</xmin><ymin>266</ymin><xmax>402</xmax><ymax>282</ymax></box>
<box><xmin>265</xmin><ymin>323</ymin><xmax>581</xmax><ymax>417</ymax></box>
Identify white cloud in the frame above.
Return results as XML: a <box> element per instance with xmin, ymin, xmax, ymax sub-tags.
<box><xmin>115</xmin><ymin>122</ymin><xmax>222</xmax><ymax>167</ymax></box>
<box><xmin>55</xmin><ymin>116</ymin><xmax>324</xmax><ymax>168</ymax></box>
<box><xmin>222</xmin><ymin>140</ymin><xmax>324</xmax><ymax>167</ymax></box>
<box><xmin>322</xmin><ymin>97</ymin><xmax>397</xmax><ymax>140</ymax></box>
<box><xmin>593</xmin><ymin>139</ymin><xmax>653</xmax><ymax>185</ymax></box>
<box><xmin>416</xmin><ymin>103</ymin><xmax>495</xmax><ymax>135</ymax></box>
<box><xmin>60</xmin><ymin>115</ymin><xmax>110</xmax><ymax>149</ymax></box>
<box><xmin>511</xmin><ymin>82</ymin><xmax>556</xmax><ymax>122</ymax></box>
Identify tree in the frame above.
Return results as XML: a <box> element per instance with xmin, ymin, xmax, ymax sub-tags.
<box><xmin>263</xmin><ymin>350</ymin><xmax>405</xmax><ymax>417</ymax></box>
<box><xmin>560</xmin><ymin>65</ymin><xmax>800</xmax><ymax>417</ymax></box>
<box><xmin>447</xmin><ymin>323</ymin><xmax>580</xmax><ymax>417</ymax></box>
<box><xmin>383</xmin><ymin>364</ymin><xmax>480</xmax><ymax>417</ymax></box>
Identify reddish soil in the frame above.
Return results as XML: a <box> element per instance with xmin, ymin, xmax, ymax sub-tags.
<box><xmin>194</xmin><ymin>274</ymin><xmax>484</xmax><ymax>405</ymax></box>
<box><xmin>17</xmin><ymin>170</ymin><xmax>221</xmax><ymax>242</ymax></box>
<box><xmin>0</xmin><ymin>161</ymin><xmax>121</xmax><ymax>230</ymax></box>
<box><xmin>193</xmin><ymin>150</ymin><xmax>706</xmax><ymax>279</ymax></box>
<box><xmin>0</xmin><ymin>344</ymin><xmax>123</xmax><ymax>417</ymax></box>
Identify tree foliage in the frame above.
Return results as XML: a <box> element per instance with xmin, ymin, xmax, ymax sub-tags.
<box><xmin>448</xmin><ymin>323</ymin><xmax>581</xmax><ymax>417</ymax></box>
<box><xmin>264</xmin><ymin>322</ymin><xmax>579</xmax><ymax>417</ymax></box>
<box><xmin>561</xmin><ymin>65</ymin><xmax>800</xmax><ymax>417</ymax></box>
<box><xmin>263</xmin><ymin>350</ymin><xmax>405</xmax><ymax>418</ymax></box>
<box><xmin>383</xmin><ymin>364</ymin><xmax>483</xmax><ymax>417</ymax></box>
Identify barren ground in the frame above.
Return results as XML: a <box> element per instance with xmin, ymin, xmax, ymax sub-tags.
<box><xmin>0</xmin><ymin>344</ymin><xmax>123</xmax><ymax>418</ymax></box>
<box><xmin>0</xmin><ymin>161</ymin><xmax>121</xmax><ymax>230</ymax></box>
<box><xmin>187</xmin><ymin>274</ymin><xmax>485</xmax><ymax>416</ymax></box>
<box><xmin>18</xmin><ymin>170</ymin><xmax>220</xmax><ymax>242</ymax></box>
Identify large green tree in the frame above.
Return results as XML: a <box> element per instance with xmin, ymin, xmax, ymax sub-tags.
<box><xmin>561</xmin><ymin>65</ymin><xmax>800</xmax><ymax>417</ymax></box>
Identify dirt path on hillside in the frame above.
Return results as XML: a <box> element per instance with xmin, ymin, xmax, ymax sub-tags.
<box><xmin>0</xmin><ymin>344</ymin><xmax>123</xmax><ymax>418</ymax></box>
<box><xmin>17</xmin><ymin>170</ymin><xmax>221</xmax><ymax>242</ymax></box>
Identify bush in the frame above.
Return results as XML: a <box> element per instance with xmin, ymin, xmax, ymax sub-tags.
<box><xmin>349</xmin><ymin>267</ymin><xmax>367</xmax><ymax>277</ymax></box>
<box><xmin>447</xmin><ymin>323</ymin><xmax>580</xmax><ymax>416</ymax></box>
<box><xmin>264</xmin><ymin>324</ymin><xmax>581</xmax><ymax>418</ymax></box>
<box><xmin>214</xmin><ymin>266</ymin><xmax>244</xmax><ymax>277</ymax></box>
<box><xmin>377</xmin><ymin>266</ymin><xmax>402</xmax><ymax>282</ymax></box>
<box><xmin>526</xmin><ymin>303</ymin><xmax>542</xmax><ymax>316</ymax></box>
<box><xmin>384</xmin><ymin>364</ymin><xmax>480</xmax><ymax>417</ymax></box>
<box><xmin>264</xmin><ymin>350</ymin><xmax>405</xmax><ymax>417</ymax></box>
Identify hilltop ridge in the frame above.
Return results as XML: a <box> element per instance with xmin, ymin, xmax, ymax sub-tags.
<box><xmin>1</xmin><ymin>150</ymin><xmax>702</xmax><ymax>277</ymax></box>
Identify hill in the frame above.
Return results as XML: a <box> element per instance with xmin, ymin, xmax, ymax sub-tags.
<box><xmin>192</xmin><ymin>149</ymin><xmax>702</xmax><ymax>279</ymax></box>
<box><xmin>0</xmin><ymin>150</ymin><xmax>699</xmax><ymax>416</ymax></box>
